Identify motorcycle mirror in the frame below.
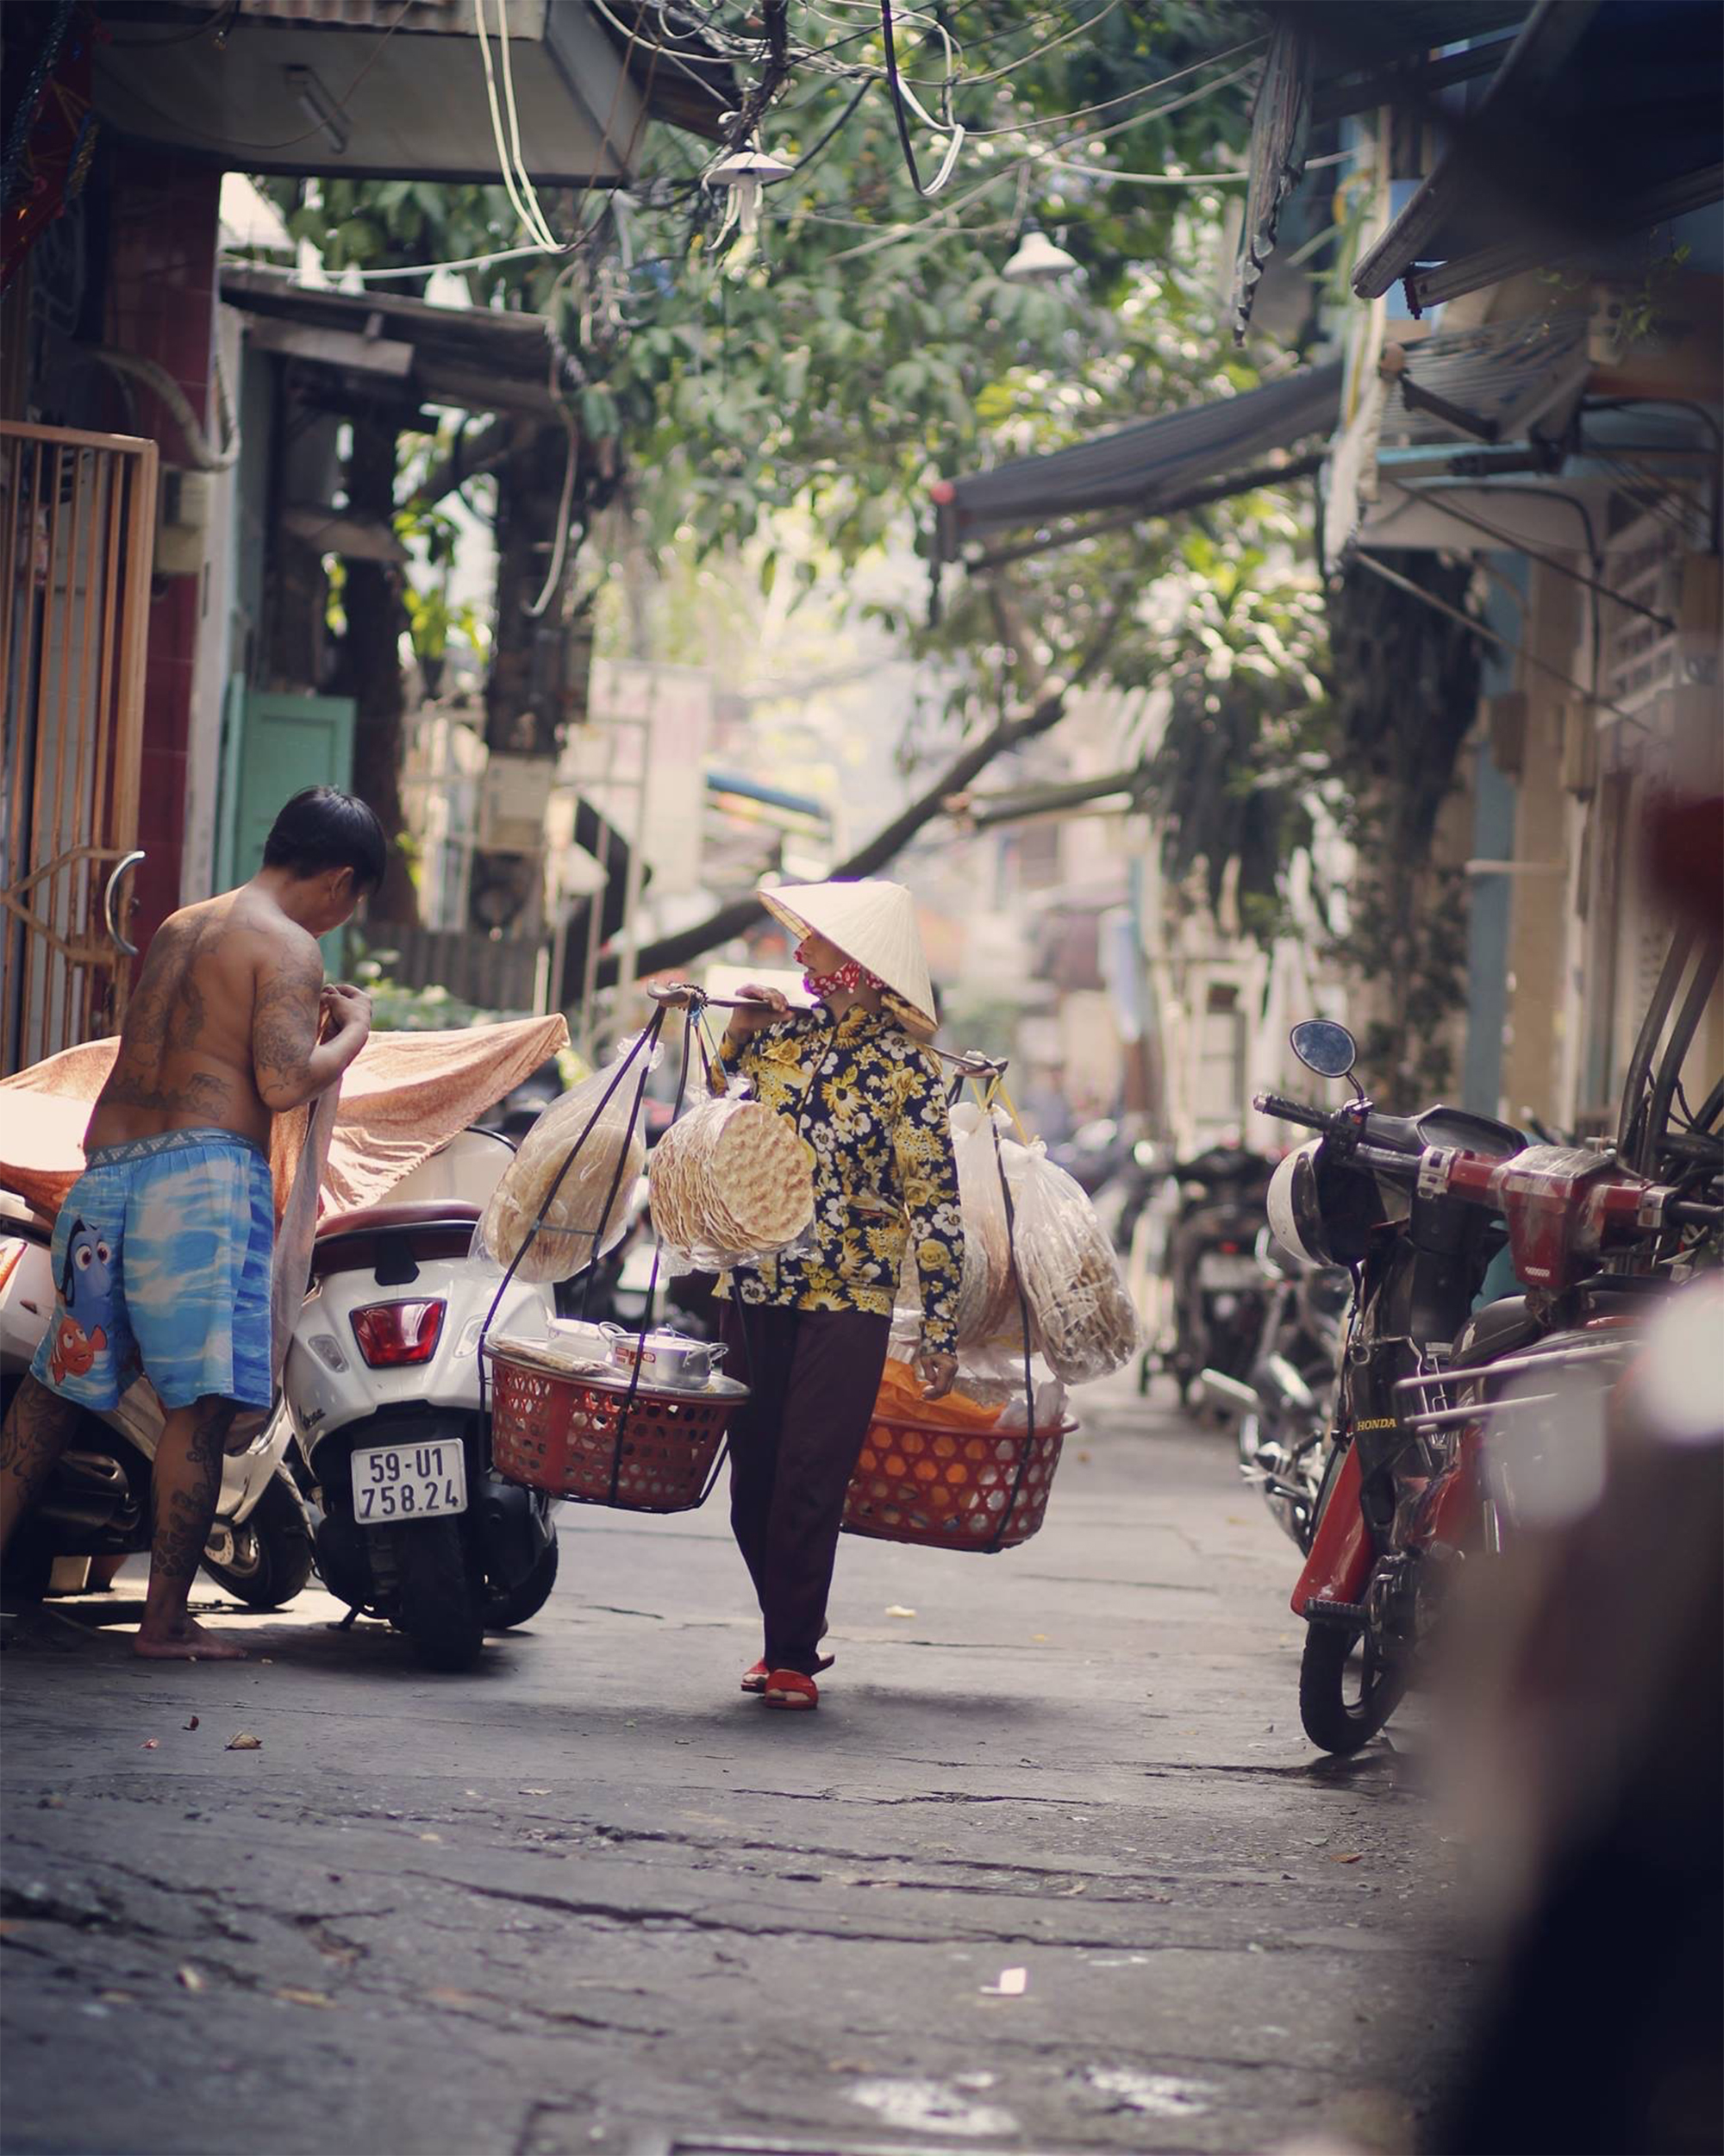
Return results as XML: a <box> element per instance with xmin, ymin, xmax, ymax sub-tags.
<box><xmin>1290</xmin><ymin>1019</ymin><xmax>1358</xmax><ymax>1081</ymax></box>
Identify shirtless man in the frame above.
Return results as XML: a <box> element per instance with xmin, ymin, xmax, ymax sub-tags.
<box><xmin>0</xmin><ymin>787</ymin><xmax>383</xmax><ymax>1659</ymax></box>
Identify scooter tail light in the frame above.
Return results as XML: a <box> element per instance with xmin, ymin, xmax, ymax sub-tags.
<box><xmin>350</xmin><ymin>1300</ymin><xmax>446</xmax><ymax>1367</ymax></box>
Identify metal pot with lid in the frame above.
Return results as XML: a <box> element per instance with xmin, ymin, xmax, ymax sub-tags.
<box><xmin>602</xmin><ymin>1324</ymin><xmax>727</xmax><ymax>1390</ymax></box>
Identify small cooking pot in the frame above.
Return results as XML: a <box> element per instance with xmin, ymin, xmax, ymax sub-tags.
<box><xmin>603</xmin><ymin>1324</ymin><xmax>727</xmax><ymax>1389</ymax></box>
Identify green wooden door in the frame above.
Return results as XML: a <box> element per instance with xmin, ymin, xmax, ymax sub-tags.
<box><xmin>222</xmin><ymin>691</ymin><xmax>358</xmax><ymax>973</ymax></box>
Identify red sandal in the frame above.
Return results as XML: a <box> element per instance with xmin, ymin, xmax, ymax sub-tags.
<box><xmin>741</xmin><ymin>1653</ymin><xmax>833</xmax><ymax>1694</ymax></box>
<box><xmin>762</xmin><ymin>1668</ymin><xmax>819</xmax><ymax>1710</ymax></box>
<box><xmin>737</xmin><ymin>1655</ymin><xmax>832</xmax><ymax>1690</ymax></box>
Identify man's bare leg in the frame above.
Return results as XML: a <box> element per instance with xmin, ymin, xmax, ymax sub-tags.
<box><xmin>134</xmin><ymin>1395</ymin><xmax>248</xmax><ymax>1660</ymax></box>
<box><xmin>0</xmin><ymin>1375</ymin><xmax>78</xmax><ymax>1557</ymax></box>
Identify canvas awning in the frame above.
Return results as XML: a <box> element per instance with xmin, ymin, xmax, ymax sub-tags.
<box><xmin>1351</xmin><ymin>0</ymin><xmax>1724</xmax><ymax>314</ymax></box>
<box><xmin>931</xmin><ymin>361</ymin><xmax>1344</xmax><ymax>569</ymax></box>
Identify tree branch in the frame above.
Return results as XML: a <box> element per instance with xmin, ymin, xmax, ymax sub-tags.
<box><xmin>592</xmin><ymin>576</ymin><xmax>1136</xmax><ymax>991</ymax></box>
<box><xmin>409</xmin><ymin>416</ymin><xmax>508</xmax><ymax>511</ymax></box>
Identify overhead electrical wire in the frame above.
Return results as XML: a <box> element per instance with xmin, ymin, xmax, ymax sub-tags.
<box><xmin>878</xmin><ymin>0</ymin><xmax>964</xmax><ymax>197</ymax></box>
<box><xmin>959</xmin><ymin>40</ymin><xmax>1264</xmax><ymax>134</ymax></box>
<box><xmin>817</xmin><ymin>53</ymin><xmax>1262</xmax><ymax>261</ymax></box>
<box><xmin>924</xmin><ymin>0</ymin><xmax>1123</xmax><ymax>91</ymax></box>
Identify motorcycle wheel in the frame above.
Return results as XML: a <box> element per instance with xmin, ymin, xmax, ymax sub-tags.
<box><xmin>1298</xmin><ymin>1620</ymin><xmax>1407</xmax><ymax>1754</ymax></box>
<box><xmin>396</xmin><ymin>1518</ymin><xmax>484</xmax><ymax>1672</ymax></box>
<box><xmin>200</xmin><ymin>1482</ymin><xmax>315</xmax><ymax>1609</ymax></box>
<box><xmin>484</xmin><ymin>1536</ymin><xmax>559</xmax><ymax>1632</ymax></box>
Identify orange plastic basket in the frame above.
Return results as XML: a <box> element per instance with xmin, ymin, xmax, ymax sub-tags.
<box><xmin>487</xmin><ymin>1348</ymin><xmax>744</xmax><ymax>1514</ymax></box>
<box><xmin>841</xmin><ymin>1412</ymin><xmax>1075</xmax><ymax>1551</ymax></box>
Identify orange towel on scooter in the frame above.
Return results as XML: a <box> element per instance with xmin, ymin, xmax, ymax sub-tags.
<box><xmin>0</xmin><ymin>1016</ymin><xmax>570</xmax><ymax>1225</ymax></box>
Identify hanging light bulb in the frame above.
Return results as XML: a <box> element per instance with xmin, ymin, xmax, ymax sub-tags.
<box><xmin>704</xmin><ymin>144</ymin><xmax>794</xmax><ymax>246</ymax></box>
<box><xmin>1003</xmin><ymin>225</ymin><xmax>1078</xmax><ymax>284</ymax></box>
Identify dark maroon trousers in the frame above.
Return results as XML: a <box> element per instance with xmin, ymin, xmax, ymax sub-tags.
<box><xmin>720</xmin><ymin>1300</ymin><xmax>893</xmax><ymax>1678</ymax></box>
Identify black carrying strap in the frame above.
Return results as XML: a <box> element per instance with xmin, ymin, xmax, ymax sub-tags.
<box><xmin>478</xmin><ymin>1008</ymin><xmax>668</xmax><ymax>1417</ymax></box>
<box><xmin>603</xmin><ymin>1001</ymin><xmax>708</xmax><ymax>1504</ymax></box>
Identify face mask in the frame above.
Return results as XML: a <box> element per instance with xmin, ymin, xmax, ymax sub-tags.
<box><xmin>801</xmin><ymin>953</ymin><xmax>882</xmax><ymax>1000</ymax></box>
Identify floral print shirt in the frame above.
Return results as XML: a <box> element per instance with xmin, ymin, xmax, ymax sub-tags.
<box><xmin>712</xmin><ymin>1003</ymin><xmax>962</xmax><ymax>1352</ymax></box>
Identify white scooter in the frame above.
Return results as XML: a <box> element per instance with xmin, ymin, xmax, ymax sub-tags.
<box><xmin>0</xmin><ymin>1190</ymin><xmax>312</xmax><ymax>1609</ymax></box>
<box><xmin>283</xmin><ymin>1128</ymin><xmax>561</xmax><ymax>1671</ymax></box>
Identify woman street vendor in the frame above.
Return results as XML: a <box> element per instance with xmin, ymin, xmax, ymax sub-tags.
<box><xmin>703</xmin><ymin>878</ymin><xmax>963</xmax><ymax>1712</ymax></box>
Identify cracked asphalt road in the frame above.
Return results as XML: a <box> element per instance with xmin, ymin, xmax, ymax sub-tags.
<box><xmin>1</xmin><ymin>1377</ymin><xmax>1471</xmax><ymax>2156</ymax></box>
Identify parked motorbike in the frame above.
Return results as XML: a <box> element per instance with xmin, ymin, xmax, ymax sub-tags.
<box><xmin>0</xmin><ymin>1190</ymin><xmax>313</xmax><ymax>1612</ymax></box>
<box><xmin>1146</xmin><ymin>1145</ymin><xmax>1275</xmax><ymax>1405</ymax></box>
<box><xmin>1260</xmin><ymin>985</ymin><xmax>1721</xmax><ymax>1755</ymax></box>
<box><xmin>284</xmin><ymin>1128</ymin><xmax>562</xmax><ymax>1672</ymax></box>
<box><xmin>1202</xmin><ymin>1227</ymin><xmax>1350</xmax><ymax>1552</ymax></box>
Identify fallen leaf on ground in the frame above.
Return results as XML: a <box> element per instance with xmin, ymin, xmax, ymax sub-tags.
<box><xmin>96</xmin><ymin>1990</ymin><xmax>135</xmax><ymax>2005</ymax></box>
<box><xmin>885</xmin><ymin>1605</ymin><xmax>916</xmax><ymax>1619</ymax></box>
<box><xmin>140</xmin><ymin>1739</ymin><xmax>159</xmax><ymax>1750</ymax></box>
<box><xmin>184</xmin><ymin>1716</ymin><xmax>199</xmax><ymax>1732</ymax></box>
<box><xmin>981</xmin><ymin>1966</ymin><xmax>1028</xmax><ymax>1997</ymax></box>
<box><xmin>426</xmin><ymin>1987</ymin><xmax>488</xmax><ymax>2010</ymax></box>
<box><xmin>1061</xmin><ymin>1880</ymin><xmax>1087</xmax><ymax>1896</ymax></box>
<box><xmin>520</xmin><ymin>1787</ymin><xmax>551</xmax><ymax>1797</ymax></box>
<box><xmin>225</xmin><ymin>1733</ymin><xmax>262</xmax><ymax>1751</ymax></box>
<box><xmin>418</xmin><ymin>1832</ymin><xmax>443</xmax><ymax>1843</ymax></box>
<box><xmin>1331</xmin><ymin>1853</ymin><xmax>1363</xmax><ymax>1865</ymax></box>
<box><xmin>176</xmin><ymin>1966</ymin><xmax>205</xmax><ymax>1993</ymax></box>
<box><xmin>273</xmin><ymin>1987</ymin><xmax>334</xmax><ymax>2009</ymax></box>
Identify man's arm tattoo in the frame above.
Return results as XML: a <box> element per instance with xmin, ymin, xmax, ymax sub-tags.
<box><xmin>252</xmin><ymin>950</ymin><xmax>324</xmax><ymax>1100</ymax></box>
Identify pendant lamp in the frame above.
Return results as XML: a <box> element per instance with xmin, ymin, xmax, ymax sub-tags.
<box><xmin>705</xmin><ymin>144</ymin><xmax>794</xmax><ymax>244</ymax></box>
<box><xmin>1003</xmin><ymin>226</ymin><xmax>1077</xmax><ymax>284</ymax></box>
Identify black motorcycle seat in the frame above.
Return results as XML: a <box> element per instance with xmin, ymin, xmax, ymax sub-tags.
<box><xmin>309</xmin><ymin>1201</ymin><xmax>484</xmax><ymax>1282</ymax></box>
<box><xmin>316</xmin><ymin>1199</ymin><xmax>483</xmax><ymax>1240</ymax></box>
<box><xmin>1452</xmin><ymin>1294</ymin><xmax>1544</xmax><ymax>1369</ymax></box>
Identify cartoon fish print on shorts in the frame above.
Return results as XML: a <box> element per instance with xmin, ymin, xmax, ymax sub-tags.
<box><xmin>50</xmin><ymin>1217</ymin><xmax>114</xmax><ymax>1386</ymax></box>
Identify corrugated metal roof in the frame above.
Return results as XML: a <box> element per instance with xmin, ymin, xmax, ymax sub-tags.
<box><xmin>1380</xmin><ymin>312</ymin><xmax>1590</xmax><ymax>447</ymax></box>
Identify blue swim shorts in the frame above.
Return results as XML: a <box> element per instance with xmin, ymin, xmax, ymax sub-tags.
<box><xmin>30</xmin><ymin>1128</ymin><xmax>275</xmax><ymax>1413</ymax></box>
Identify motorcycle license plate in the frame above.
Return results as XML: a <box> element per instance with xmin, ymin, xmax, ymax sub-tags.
<box><xmin>350</xmin><ymin>1440</ymin><xmax>468</xmax><ymax>1522</ymax></box>
<box><xmin>1198</xmin><ymin>1253</ymin><xmax>1261</xmax><ymax>1290</ymax></box>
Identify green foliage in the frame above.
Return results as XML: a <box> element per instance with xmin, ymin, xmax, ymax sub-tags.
<box><xmin>268</xmin><ymin>15</ymin><xmax>1365</xmax><ymax>946</ymax></box>
<box><xmin>1139</xmin><ymin>518</ymin><xmax>1329</xmax><ymax>928</ymax></box>
<box><xmin>351</xmin><ymin>943</ymin><xmax>503</xmax><ymax>1030</ymax></box>
<box><xmin>394</xmin><ymin>489</ymin><xmax>487</xmax><ymax>665</ymax></box>
<box><xmin>1319</xmin><ymin>554</ymin><xmax>1487</xmax><ymax>1097</ymax></box>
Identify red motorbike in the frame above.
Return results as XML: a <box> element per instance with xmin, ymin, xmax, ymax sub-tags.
<box><xmin>1259</xmin><ymin>982</ymin><xmax>1721</xmax><ymax>1753</ymax></box>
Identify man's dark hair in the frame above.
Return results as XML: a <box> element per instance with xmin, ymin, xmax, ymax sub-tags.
<box><xmin>262</xmin><ymin>787</ymin><xmax>387</xmax><ymax>893</ymax></box>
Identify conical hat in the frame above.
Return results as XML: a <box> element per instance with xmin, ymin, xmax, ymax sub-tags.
<box><xmin>758</xmin><ymin>878</ymin><xmax>937</xmax><ymax>1031</ymax></box>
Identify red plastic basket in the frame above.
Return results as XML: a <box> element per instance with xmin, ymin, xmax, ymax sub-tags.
<box><xmin>841</xmin><ymin>1412</ymin><xmax>1075</xmax><ymax>1551</ymax></box>
<box><xmin>487</xmin><ymin>1347</ymin><xmax>744</xmax><ymax>1514</ymax></box>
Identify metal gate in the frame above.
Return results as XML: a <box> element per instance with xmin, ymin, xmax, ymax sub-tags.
<box><xmin>1</xmin><ymin>420</ymin><xmax>157</xmax><ymax>1073</ymax></box>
